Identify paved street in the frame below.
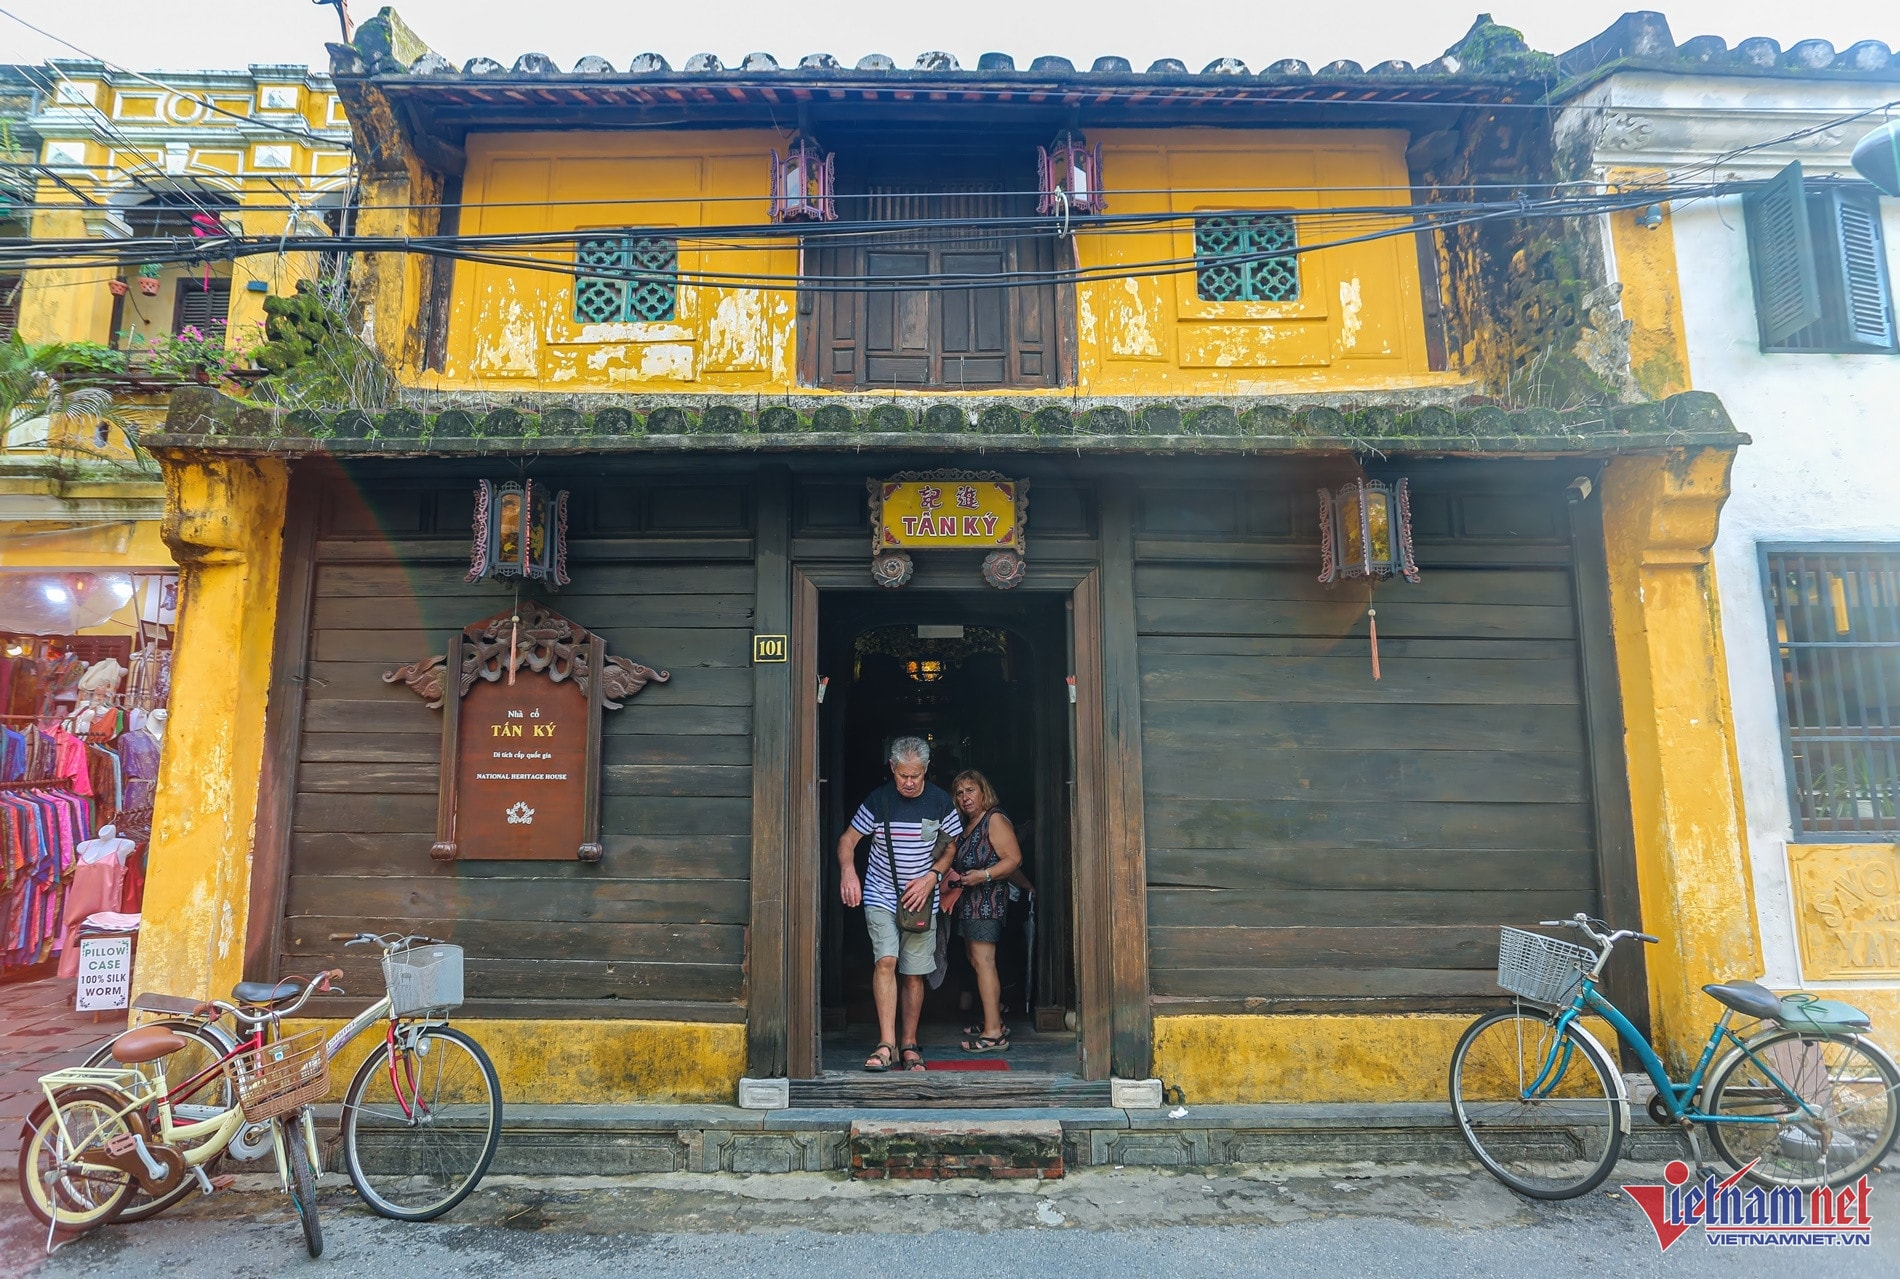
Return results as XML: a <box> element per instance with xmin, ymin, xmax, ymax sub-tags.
<box><xmin>3</xmin><ymin>1162</ymin><xmax>1894</xmax><ymax>1278</ymax></box>
<box><xmin>0</xmin><ymin>979</ymin><xmax>114</xmax><ymax>1170</ymax></box>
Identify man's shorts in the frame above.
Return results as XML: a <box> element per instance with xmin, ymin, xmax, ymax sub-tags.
<box><xmin>865</xmin><ymin>907</ymin><xmax>937</xmax><ymax>975</ymax></box>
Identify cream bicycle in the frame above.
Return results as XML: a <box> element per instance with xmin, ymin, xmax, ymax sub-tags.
<box><xmin>17</xmin><ymin>972</ymin><xmax>339</xmax><ymax>1255</ymax></box>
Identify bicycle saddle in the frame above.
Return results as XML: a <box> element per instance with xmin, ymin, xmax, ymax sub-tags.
<box><xmin>1702</xmin><ymin>980</ymin><xmax>1783</xmax><ymax>1022</ymax></box>
<box><xmin>231</xmin><ymin>977</ymin><xmax>308</xmax><ymax>1005</ymax></box>
<box><xmin>112</xmin><ymin>1025</ymin><xmax>189</xmax><ymax>1065</ymax></box>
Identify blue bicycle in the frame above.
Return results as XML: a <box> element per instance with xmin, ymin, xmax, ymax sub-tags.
<box><xmin>1449</xmin><ymin>914</ymin><xmax>1900</xmax><ymax>1199</ymax></box>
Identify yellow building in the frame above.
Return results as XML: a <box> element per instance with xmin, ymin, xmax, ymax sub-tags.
<box><xmin>125</xmin><ymin>10</ymin><xmax>1774</xmax><ymax>1125</ymax></box>
<box><xmin>0</xmin><ymin>60</ymin><xmax>352</xmax><ymax>977</ymax></box>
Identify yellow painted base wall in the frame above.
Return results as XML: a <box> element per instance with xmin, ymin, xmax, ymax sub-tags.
<box><xmin>1154</xmin><ymin>1014</ymin><xmax>1615</xmax><ymax>1103</ymax></box>
<box><xmin>0</xmin><ymin>518</ymin><xmax>172</xmax><ymax>570</ymax></box>
<box><xmin>290</xmin><ymin>1018</ymin><xmax>745</xmax><ymax>1105</ymax></box>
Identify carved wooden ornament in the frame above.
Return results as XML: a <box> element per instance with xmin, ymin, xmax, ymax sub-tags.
<box><xmin>384</xmin><ymin>601</ymin><xmax>669</xmax><ymax>863</ymax></box>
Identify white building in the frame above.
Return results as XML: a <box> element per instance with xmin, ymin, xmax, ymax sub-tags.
<box><xmin>1558</xmin><ymin>13</ymin><xmax>1900</xmax><ymax>1023</ymax></box>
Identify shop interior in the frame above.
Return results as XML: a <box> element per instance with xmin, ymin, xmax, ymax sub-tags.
<box><xmin>819</xmin><ymin>590</ymin><xmax>1078</xmax><ymax>1075</ymax></box>
<box><xmin>1</xmin><ymin>570</ymin><xmax>177</xmax><ymax>984</ymax></box>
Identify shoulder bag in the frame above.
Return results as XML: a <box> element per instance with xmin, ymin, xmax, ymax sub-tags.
<box><xmin>878</xmin><ymin>790</ymin><xmax>934</xmax><ymax>933</ymax></box>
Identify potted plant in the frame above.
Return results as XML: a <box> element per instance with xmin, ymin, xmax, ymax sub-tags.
<box><xmin>107</xmin><ymin>278</ymin><xmax>129</xmax><ymax>296</ymax></box>
<box><xmin>137</xmin><ymin>264</ymin><xmax>162</xmax><ymax>296</ymax></box>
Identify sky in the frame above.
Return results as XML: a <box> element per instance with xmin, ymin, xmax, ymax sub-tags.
<box><xmin>0</xmin><ymin>1</ymin><xmax>1893</xmax><ymax>78</ymax></box>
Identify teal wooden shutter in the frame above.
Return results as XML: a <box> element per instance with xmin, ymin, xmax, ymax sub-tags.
<box><xmin>1744</xmin><ymin>161</ymin><xmax>1821</xmax><ymax>348</ymax></box>
<box><xmin>1828</xmin><ymin>190</ymin><xmax>1897</xmax><ymax>351</ymax></box>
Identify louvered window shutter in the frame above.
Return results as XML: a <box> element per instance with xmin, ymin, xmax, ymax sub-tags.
<box><xmin>172</xmin><ymin>279</ymin><xmax>231</xmax><ymax>334</ymax></box>
<box><xmin>0</xmin><ymin>276</ymin><xmax>19</xmax><ymax>340</ymax></box>
<box><xmin>1827</xmin><ymin>190</ymin><xmax>1897</xmax><ymax>351</ymax></box>
<box><xmin>1744</xmin><ymin>161</ymin><xmax>1822</xmax><ymax>349</ymax></box>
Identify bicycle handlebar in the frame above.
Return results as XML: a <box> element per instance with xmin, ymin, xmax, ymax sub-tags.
<box><xmin>329</xmin><ymin>931</ymin><xmax>444</xmax><ymax>952</ymax></box>
<box><xmin>1539</xmin><ymin>914</ymin><xmax>1660</xmax><ymax>971</ymax></box>
<box><xmin>215</xmin><ymin>968</ymin><xmax>343</xmax><ymax>1025</ymax></box>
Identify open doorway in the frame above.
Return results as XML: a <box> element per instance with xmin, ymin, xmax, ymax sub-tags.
<box><xmin>817</xmin><ymin>590</ymin><xmax>1078</xmax><ymax>1077</ymax></box>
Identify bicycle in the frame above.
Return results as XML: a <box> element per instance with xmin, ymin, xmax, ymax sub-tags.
<box><xmin>1449</xmin><ymin>914</ymin><xmax>1900</xmax><ymax>1199</ymax></box>
<box><xmin>18</xmin><ymin>972</ymin><xmax>339</xmax><ymax>1255</ymax></box>
<box><xmin>321</xmin><ymin>932</ymin><xmax>503</xmax><ymax>1221</ymax></box>
<box><xmin>76</xmin><ymin>932</ymin><xmax>503</xmax><ymax>1224</ymax></box>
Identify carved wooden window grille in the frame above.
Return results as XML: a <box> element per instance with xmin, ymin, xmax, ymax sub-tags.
<box><xmin>573</xmin><ymin>235</ymin><xmax>677</xmax><ymax>324</ymax></box>
<box><xmin>1194</xmin><ymin>213</ymin><xmax>1299</xmax><ymax>303</ymax></box>
<box><xmin>1763</xmin><ymin>546</ymin><xmax>1900</xmax><ymax>837</ymax></box>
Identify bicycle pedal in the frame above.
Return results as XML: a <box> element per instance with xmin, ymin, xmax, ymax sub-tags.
<box><xmin>209</xmin><ymin>1174</ymin><xmax>238</xmax><ymax>1191</ymax></box>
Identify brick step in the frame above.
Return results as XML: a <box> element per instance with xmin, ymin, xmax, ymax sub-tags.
<box><xmin>850</xmin><ymin>1117</ymin><xmax>1064</xmax><ymax>1180</ymax></box>
<box><xmin>790</xmin><ymin>1071</ymin><xmax>1112</xmax><ymax>1108</ymax></box>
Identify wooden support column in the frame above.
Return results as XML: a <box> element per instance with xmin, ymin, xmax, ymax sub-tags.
<box><xmin>787</xmin><ymin>571</ymin><xmax>821</xmax><ymax>1077</ymax></box>
<box><xmin>747</xmin><ymin>466</ymin><xmax>794</xmax><ymax>1077</ymax></box>
<box><xmin>1566</xmin><ymin>469</ymin><xmax>1651</xmax><ymax>1044</ymax></box>
<box><xmin>244</xmin><ymin>467</ymin><xmax>320</xmax><ymax>982</ymax></box>
<box><xmin>1098</xmin><ymin>481</ymin><xmax>1153</xmax><ymax>1077</ymax></box>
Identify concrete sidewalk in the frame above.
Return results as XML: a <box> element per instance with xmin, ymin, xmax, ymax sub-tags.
<box><xmin>0</xmin><ymin>977</ymin><xmax>117</xmax><ymax>1168</ymax></box>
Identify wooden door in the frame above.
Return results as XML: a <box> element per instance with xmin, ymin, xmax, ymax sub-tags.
<box><xmin>809</xmin><ymin>186</ymin><xmax>1059</xmax><ymax>390</ymax></box>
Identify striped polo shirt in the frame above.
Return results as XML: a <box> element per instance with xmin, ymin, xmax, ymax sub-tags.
<box><xmin>851</xmin><ymin>781</ymin><xmax>963</xmax><ymax>914</ymax></box>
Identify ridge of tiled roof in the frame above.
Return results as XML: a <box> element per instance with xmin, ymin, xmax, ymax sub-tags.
<box><xmin>1558</xmin><ymin>11</ymin><xmax>1898</xmax><ymax>85</ymax></box>
<box><xmin>330</xmin><ymin>7</ymin><xmax>1558</xmax><ymax>88</ymax></box>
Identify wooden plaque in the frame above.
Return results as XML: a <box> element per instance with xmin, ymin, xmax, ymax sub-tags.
<box><xmin>384</xmin><ymin>601</ymin><xmax>668</xmax><ymax>862</ymax></box>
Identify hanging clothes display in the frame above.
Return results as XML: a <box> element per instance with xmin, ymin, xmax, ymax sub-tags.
<box><xmin>56</xmin><ymin>824</ymin><xmax>133</xmax><ymax>977</ymax></box>
<box><xmin>0</xmin><ymin>782</ymin><xmax>94</xmax><ymax>971</ymax></box>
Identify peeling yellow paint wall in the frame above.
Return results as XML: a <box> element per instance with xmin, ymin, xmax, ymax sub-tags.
<box><xmin>1073</xmin><ymin>130</ymin><xmax>1445</xmax><ymax>395</ymax></box>
<box><xmin>0</xmin><ymin>516</ymin><xmax>172</xmax><ymax>569</ymax></box>
<box><xmin>130</xmin><ymin>455</ymin><xmax>288</xmax><ymax>1006</ymax></box>
<box><xmin>1154</xmin><ymin>1013</ymin><xmax>1621</xmax><ymax>1102</ymax></box>
<box><xmin>1600</xmin><ymin>449</ymin><xmax>1759</xmax><ymax>1070</ymax></box>
<box><xmin>438</xmin><ymin>132</ymin><xmax>797</xmax><ymax>391</ymax></box>
<box><xmin>294</xmin><ymin>1018</ymin><xmax>744</xmax><ymax>1105</ymax></box>
<box><xmin>428</xmin><ymin>128</ymin><xmax>1447</xmax><ymax>397</ymax></box>
<box><xmin>1604</xmin><ymin>171</ymin><xmax>1691</xmax><ymax>398</ymax></box>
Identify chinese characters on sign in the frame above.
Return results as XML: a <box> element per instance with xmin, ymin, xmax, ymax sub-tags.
<box><xmin>868</xmin><ymin>472</ymin><xmax>1029</xmax><ymax>591</ymax></box>
<box><xmin>877</xmin><ymin>480</ymin><xmax>1022</xmax><ymax>549</ymax></box>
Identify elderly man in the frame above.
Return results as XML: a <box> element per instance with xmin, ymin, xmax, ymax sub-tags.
<box><xmin>838</xmin><ymin>736</ymin><xmax>962</xmax><ymax>1072</ymax></box>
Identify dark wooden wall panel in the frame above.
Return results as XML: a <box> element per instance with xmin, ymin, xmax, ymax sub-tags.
<box><xmin>281</xmin><ymin>477</ymin><xmax>755</xmax><ymax>1019</ymax></box>
<box><xmin>1136</xmin><ymin>474</ymin><xmax>1602</xmax><ymax>1008</ymax></box>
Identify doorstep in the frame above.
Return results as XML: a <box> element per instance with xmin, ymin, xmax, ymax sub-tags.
<box><xmin>308</xmin><ymin>1102</ymin><xmax>1691</xmax><ymax>1177</ymax></box>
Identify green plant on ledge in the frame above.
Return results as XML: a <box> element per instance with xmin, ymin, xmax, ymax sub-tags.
<box><xmin>249</xmin><ymin>279</ymin><xmax>397</xmax><ymax>411</ymax></box>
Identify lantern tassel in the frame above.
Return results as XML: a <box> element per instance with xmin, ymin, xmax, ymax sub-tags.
<box><xmin>508</xmin><ymin>613</ymin><xmax>519</xmax><ymax>686</ymax></box>
<box><xmin>1368</xmin><ymin>607</ymin><xmax>1381</xmax><ymax>681</ymax></box>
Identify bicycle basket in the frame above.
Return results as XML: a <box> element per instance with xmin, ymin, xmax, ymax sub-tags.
<box><xmin>382</xmin><ymin>943</ymin><xmax>464</xmax><ymax>1017</ymax></box>
<box><xmin>1496</xmin><ymin>927</ymin><xmax>1595</xmax><ymax>1006</ymax></box>
<box><xmin>232</xmin><ymin>1027</ymin><xmax>329</xmax><ymax>1123</ymax></box>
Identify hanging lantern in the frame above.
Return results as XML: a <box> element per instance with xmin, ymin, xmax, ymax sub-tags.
<box><xmin>467</xmin><ymin>479</ymin><xmax>570</xmax><ymax>586</ymax></box>
<box><xmin>1038</xmin><ymin>132</ymin><xmax>1105</xmax><ymax>215</ymax></box>
<box><xmin>769</xmin><ymin>135</ymin><xmax>837</xmax><ymax>223</ymax></box>
<box><xmin>1318</xmin><ymin>478</ymin><xmax>1419</xmax><ymax>584</ymax></box>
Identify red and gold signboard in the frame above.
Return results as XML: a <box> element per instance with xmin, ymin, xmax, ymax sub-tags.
<box><xmin>876</xmin><ymin>480</ymin><xmax>1022</xmax><ymax>550</ymax></box>
<box><xmin>384</xmin><ymin>602</ymin><xmax>669</xmax><ymax>862</ymax></box>
<box><xmin>867</xmin><ymin>470</ymin><xmax>1030</xmax><ymax>591</ymax></box>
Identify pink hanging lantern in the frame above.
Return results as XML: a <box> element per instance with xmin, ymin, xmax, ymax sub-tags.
<box><xmin>769</xmin><ymin>135</ymin><xmax>837</xmax><ymax>223</ymax></box>
<box><xmin>1038</xmin><ymin>132</ymin><xmax>1105</xmax><ymax>215</ymax></box>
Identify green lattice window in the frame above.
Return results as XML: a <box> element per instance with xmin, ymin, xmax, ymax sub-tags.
<box><xmin>1194</xmin><ymin>213</ymin><xmax>1299</xmax><ymax>303</ymax></box>
<box><xmin>573</xmin><ymin>235</ymin><xmax>678</xmax><ymax>323</ymax></box>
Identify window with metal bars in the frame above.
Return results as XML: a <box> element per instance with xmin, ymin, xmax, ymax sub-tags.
<box><xmin>1194</xmin><ymin>213</ymin><xmax>1300</xmax><ymax>303</ymax></box>
<box><xmin>1763</xmin><ymin>547</ymin><xmax>1900</xmax><ymax>838</ymax></box>
<box><xmin>1743</xmin><ymin>164</ymin><xmax>1896</xmax><ymax>354</ymax></box>
<box><xmin>572</xmin><ymin>235</ymin><xmax>677</xmax><ymax>324</ymax></box>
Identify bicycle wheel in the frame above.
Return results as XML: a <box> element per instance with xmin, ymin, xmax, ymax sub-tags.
<box><xmin>1703</xmin><ymin>1029</ymin><xmax>1900</xmax><ymax>1188</ymax></box>
<box><xmin>280</xmin><ymin>1111</ymin><xmax>324</xmax><ymax>1259</ymax></box>
<box><xmin>83</xmin><ymin>1020</ymin><xmax>238</xmax><ymax>1223</ymax></box>
<box><xmin>15</xmin><ymin>1087</ymin><xmax>137</xmax><ymax>1234</ymax></box>
<box><xmin>1449</xmin><ymin>1005</ymin><xmax>1627</xmax><ymax>1199</ymax></box>
<box><xmin>341</xmin><ymin>1025</ymin><xmax>502</xmax><ymax>1221</ymax></box>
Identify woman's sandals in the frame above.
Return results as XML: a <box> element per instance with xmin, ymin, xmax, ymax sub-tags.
<box><xmin>863</xmin><ymin>1041</ymin><xmax>897</xmax><ymax>1073</ymax></box>
<box><xmin>960</xmin><ymin>1031</ymin><xmax>1010</xmax><ymax>1054</ymax></box>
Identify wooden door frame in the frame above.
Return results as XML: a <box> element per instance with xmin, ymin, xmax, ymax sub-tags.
<box><xmin>753</xmin><ymin>563</ymin><xmax>1145</xmax><ymax>1082</ymax></box>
